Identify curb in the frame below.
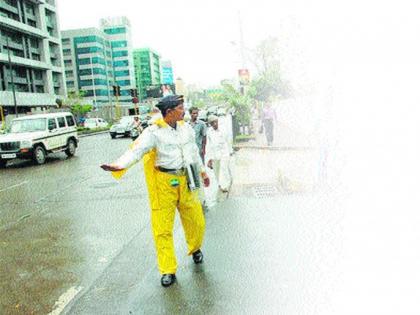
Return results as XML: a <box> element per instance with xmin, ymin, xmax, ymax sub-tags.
<box><xmin>234</xmin><ymin>145</ymin><xmax>314</xmax><ymax>151</ymax></box>
<box><xmin>78</xmin><ymin>130</ymin><xmax>110</xmax><ymax>138</ymax></box>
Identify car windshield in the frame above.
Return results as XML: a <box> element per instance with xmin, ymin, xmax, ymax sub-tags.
<box><xmin>119</xmin><ymin>117</ymin><xmax>135</xmax><ymax>124</ymax></box>
<box><xmin>85</xmin><ymin>119</ymin><xmax>96</xmax><ymax>124</ymax></box>
<box><xmin>10</xmin><ymin>118</ymin><xmax>46</xmax><ymax>133</ymax></box>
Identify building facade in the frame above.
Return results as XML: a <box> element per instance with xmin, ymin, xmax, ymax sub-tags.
<box><xmin>0</xmin><ymin>0</ymin><xmax>66</xmax><ymax>116</ymax></box>
<box><xmin>100</xmin><ymin>16</ymin><xmax>135</xmax><ymax>105</ymax></box>
<box><xmin>61</xmin><ymin>28</ymin><xmax>113</xmax><ymax>107</ymax></box>
<box><xmin>161</xmin><ymin>60</ymin><xmax>173</xmax><ymax>85</ymax></box>
<box><xmin>61</xmin><ymin>16</ymin><xmax>136</xmax><ymax>111</ymax></box>
<box><xmin>133</xmin><ymin>48</ymin><xmax>161</xmax><ymax>100</ymax></box>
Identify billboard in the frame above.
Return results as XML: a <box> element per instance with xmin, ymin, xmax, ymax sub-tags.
<box><xmin>145</xmin><ymin>84</ymin><xmax>176</xmax><ymax>98</ymax></box>
<box><xmin>238</xmin><ymin>69</ymin><xmax>250</xmax><ymax>84</ymax></box>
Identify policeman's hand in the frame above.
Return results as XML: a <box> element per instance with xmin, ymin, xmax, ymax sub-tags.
<box><xmin>100</xmin><ymin>163</ymin><xmax>124</xmax><ymax>172</ymax></box>
<box><xmin>207</xmin><ymin>160</ymin><xmax>213</xmax><ymax>169</ymax></box>
<box><xmin>201</xmin><ymin>172</ymin><xmax>210</xmax><ymax>187</ymax></box>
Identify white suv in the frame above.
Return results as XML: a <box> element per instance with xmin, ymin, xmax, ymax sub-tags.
<box><xmin>0</xmin><ymin>112</ymin><xmax>79</xmax><ymax>167</ymax></box>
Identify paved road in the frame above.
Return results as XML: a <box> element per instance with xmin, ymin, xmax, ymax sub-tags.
<box><xmin>0</xmin><ymin>134</ymin><xmax>151</xmax><ymax>314</ymax></box>
<box><xmin>0</xmin><ymin>133</ymin><xmax>342</xmax><ymax>314</ymax></box>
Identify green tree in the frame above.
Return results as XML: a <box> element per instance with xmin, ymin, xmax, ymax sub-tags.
<box><xmin>64</xmin><ymin>91</ymin><xmax>93</xmax><ymax>117</ymax></box>
<box><xmin>211</xmin><ymin>81</ymin><xmax>252</xmax><ymax>126</ymax></box>
<box><xmin>248</xmin><ymin>37</ymin><xmax>293</xmax><ymax>102</ymax></box>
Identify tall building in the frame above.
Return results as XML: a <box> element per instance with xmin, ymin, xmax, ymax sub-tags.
<box><xmin>133</xmin><ymin>48</ymin><xmax>161</xmax><ymax>100</ymax></box>
<box><xmin>161</xmin><ymin>60</ymin><xmax>173</xmax><ymax>85</ymax></box>
<box><xmin>100</xmin><ymin>17</ymin><xmax>136</xmax><ymax>105</ymax></box>
<box><xmin>0</xmin><ymin>0</ymin><xmax>66</xmax><ymax>117</ymax></box>
<box><xmin>61</xmin><ymin>16</ymin><xmax>136</xmax><ymax>109</ymax></box>
<box><xmin>61</xmin><ymin>28</ymin><xmax>114</xmax><ymax>107</ymax></box>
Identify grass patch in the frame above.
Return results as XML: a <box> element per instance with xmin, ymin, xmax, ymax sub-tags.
<box><xmin>235</xmin><ymin>134</ymin><xmax>256</xmax><ymax>143</ymax></box>
<box><xmin>77</xmin><ymin>126</ymin><xmax>110</xmax><ymax>135</ymax></box>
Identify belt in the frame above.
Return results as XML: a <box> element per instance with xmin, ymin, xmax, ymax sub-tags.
<box><xmin>157</xmin><ymin>166</ymin><xmax>186</xmax><ymax>176</ymax></box>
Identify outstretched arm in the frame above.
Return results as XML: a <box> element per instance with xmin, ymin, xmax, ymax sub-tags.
<box><xmin>101</xmin><ymin>128</ymin><xmax>156</xmax><ymax>172</ymax></box>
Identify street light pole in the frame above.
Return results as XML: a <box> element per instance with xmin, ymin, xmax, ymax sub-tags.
<box><xmin>90</xmin><ymin>56</ymin><xmax>97</xmax><ymax>110</ymax></box>
<box><xmin>6</xmin><ymin>37</ymin><xmax>18</xmax><ymax>117</ymax></box>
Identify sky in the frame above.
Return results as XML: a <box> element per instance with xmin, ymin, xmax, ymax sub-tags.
<box><xmin>57</xmin><ymin>0</ymin><xmax>327</xmax><ymax>88</ymax></box>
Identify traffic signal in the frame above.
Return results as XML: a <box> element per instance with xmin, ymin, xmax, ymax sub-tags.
<box><xmin>113</xmin><ymin>85</ymin><xmax>121</xmax><ymax>97</ymax></box>
<box><xmin>130</xmin><ymin>88</ymin><xmax>138</xmax><ymax>97</ymax></box>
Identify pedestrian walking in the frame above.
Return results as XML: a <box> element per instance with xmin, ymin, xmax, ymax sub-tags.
<box><xmin>101</xmin><ymin>95</ymin><xmax>210</xmax><ymax>287</ymax></box>
<box><xmin>207</xmin><ymin>115</ymin><xmax>232</xmax><ymax>198</ymax></box>
<box><xmin>189</xmin><ymin>106</ymin><xmax>209</xmax><ymax>211</ymax></box>
<box><xmin>189</xmin><ymin>107</ymin><xmax>207</xmax><ymax>163</ymax></box>
<box><xmin>262</xmin><ymin>102</ymin><xmax>277</xmax><ymax>146</ymax></box>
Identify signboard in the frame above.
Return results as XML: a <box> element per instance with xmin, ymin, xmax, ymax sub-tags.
<box><xmin>146</xmin><ymin>84</ymin><xmax>176</xmax><ymax>98</ymax></box>
<box><xmin>238</xmin><ymin>69</ymin><xmax>250</xmax><ymax>84</ymax></box>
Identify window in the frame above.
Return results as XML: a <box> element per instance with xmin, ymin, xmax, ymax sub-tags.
<box><xmin>63</xmin><ymin>48</ymin><xmax>71</xmax><ymax>55</ymax></box>
<box><xmin>76</xmin><ymin>46</ymin><xmax>103</xmax><ymax>54</ymax></box>
<box><xmin>116</xmin><ymin>80</ymin><xmax>131</xmax><ymax>87</ymax></box>
<box><xmin>111</xmin><ymin>41</ymin><xmax>127</xmax><ymax>48</ymax></box>
<box><xmin>74</xmin><ymin>36</ymin><xmax>97</xmax><ymax>44</ymax></box>
<box><xmin>103</xmin><ymin>27</ymin><xmax>126</xmax><ymax>35</ymax></box>
<box><xmin>79</xmin><ymin>68</ymin><xmax>106</xmax><ymax>76</ymax></box>
<box><xmin>48</xmin><ymin>118</ymin><xmax>57</xmax><ymax>130</ymax></box>
<box><xmin>65</xmin><ymin>70</ymin><xmax>73</xmax><ymax>77</ymax></box>
<box><xmin>79</xmin><ymin>79</ymin><xmax>93</xmax><ymax>87</ymax></box>
<box><xmin>112</xmin><ymin>50</ymin><xmax>128</xmax><ymax>58</ymax></box>
<box><xmin>57</xmin><ymin>117</ymin><xmax>66</xmax><ymax>128</ymax></box>
<box><xmin>114</xmin><ymin>70</ymin><xmax>129</xmax><ymax>77</ymax></box>
<box><xmin>66</xmin><ymin>81</ymin><xmax>74</xmax><ymax>88</ymax></box>
<box><xmin>28</xmin><ymin>20</ymin><xmax>37</xmax><ymax>27</ymax></box>
<box><xmin>64</xmin><ymin>59</ymin><xmax>72</xmax><ymax>65</ymax></box>
<box><xmin>78</xmin><ymin>57</ymin><xmax>105</xmax><ymax>65</ymax></box>
<box><xmin>62</xmin><ymin>38</ymin><xmax>70</xmax><ymax>45</ymax></box>
<box><xmin>113</xmin><ymin>60</ymin><xmax>128</xmax><ymax>67</ymax></box>
<box><xmin>66</xmin><ymin>115</ymin><xmax>75</xmax><ymax>126</ymax></box>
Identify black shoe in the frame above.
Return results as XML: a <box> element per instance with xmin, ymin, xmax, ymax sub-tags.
<box><xmin>192</xmin><ymin>249</ymin><xmax>204</xmax><ymax>264</ymax></box>
<box><xmin>161</xmin><ymin>274</ymin><xmax>176</xmax><ymax>287</ymax></box>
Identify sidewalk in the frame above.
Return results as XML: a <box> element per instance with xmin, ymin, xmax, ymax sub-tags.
<box><xmin>232</xmin><ymin>119</ymin><xmax>324</xmax><ymax>195</ymax></box>
<box><xmin>62</xmin><ymin>115</ymin><xmax>337</xmax><ymax>314</ymax></box>
<box><xmin>64</xmin><ymin>152</ymin><xmax>340</xmax><ymax>315</ymax></box>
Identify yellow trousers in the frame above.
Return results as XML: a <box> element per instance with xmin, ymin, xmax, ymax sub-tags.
<box><xmin>151</xmin><ymin>170</ymin><xmax>205</xmax><ymax>275</ymax></box>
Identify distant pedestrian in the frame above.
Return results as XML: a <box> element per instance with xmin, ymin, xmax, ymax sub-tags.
<box><xmin>189</xmin><ymin>107</ymin><xmax>208</xmax><ymax>211</ymax></box>
<box><xmin>189</xmin><ymin>107</ymin><xmax>207</xmax><ymax>163</ymax></box>
<box><xmin>207</xmin><ymin>115</ymin><xmax>232</xmax><ymax>197</ymax></box>
<box><xmin>262</xmin><ymin>103</ymin><xmax>277</xmax><ymax>146</ymax></box>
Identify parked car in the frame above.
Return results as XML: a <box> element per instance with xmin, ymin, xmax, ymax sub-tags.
<box><xmin>84</xmin><ymin>118</ymin><xmax>108</xmax><ymax>129</ymax></box>
<box><xmin>0</xmin><ymin>112</ymin><xmax>78</xmax><ymax>167</ymax></box>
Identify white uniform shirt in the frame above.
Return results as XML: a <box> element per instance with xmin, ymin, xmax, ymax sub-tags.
<box><xmin>206</xmin><ymin>127</ymin><xmax>232</xmax><ymax>161</ymax></box>
<box><xmin>115</xmin><ymin>121</ymin><xmax>204</xmax><ymax>171</ymax></box>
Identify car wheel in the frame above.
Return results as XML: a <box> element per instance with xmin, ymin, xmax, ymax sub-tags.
<box><xmin>0</xmin><ymin>159</ymin><xmax>7</xmax><ymax>168</ymax></box>
<box><xmin>33</xmin><ymin>145</ymin><xmax>46</xmax><ymax>165</ymax></box>
<box><xmin>110</xmin><ymin>133</ymin><xmax>116</xmax><ymax>139</ymax></box>
<box><xmin>65</xmin><ymin>139</ymin><xmax>77</xmax><ymax>157</ymax></box>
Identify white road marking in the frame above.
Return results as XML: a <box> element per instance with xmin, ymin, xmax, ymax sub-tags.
<box><xmin>48</xmin><ymin>286</ymin><xmax>82</xmax><ymax>315</ymax></box>
<box><xmin>0</xmin><ymin>181</ymin><xmax>28</xmax><ymax>193</ymax></box>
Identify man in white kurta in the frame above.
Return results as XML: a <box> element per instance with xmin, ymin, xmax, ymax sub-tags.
<box><xmin>206</xmin><ymin>115</ymin><xmax>232</xmax><ymax>195</ymax></box>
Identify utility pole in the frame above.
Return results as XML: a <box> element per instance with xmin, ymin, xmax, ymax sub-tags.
<box><xmin>238</xmin><ymin>10</ymin><xmax>246</xmax><ymax>70</ymax></box>
<box><xmin>6</xmin><ymin>37</ymin><xmax>18</xmax><ymax>117</ymax></box>
<box><xmin>90</xmin><ymin>56</ymin><xmax>97</xmax><ymax>112</ymax></box>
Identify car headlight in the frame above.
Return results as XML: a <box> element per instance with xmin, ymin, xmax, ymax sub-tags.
<box><xmin>20</xmin><ymin>140</ymin><xmax>32</xmax><ymax>148</ymax></box>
